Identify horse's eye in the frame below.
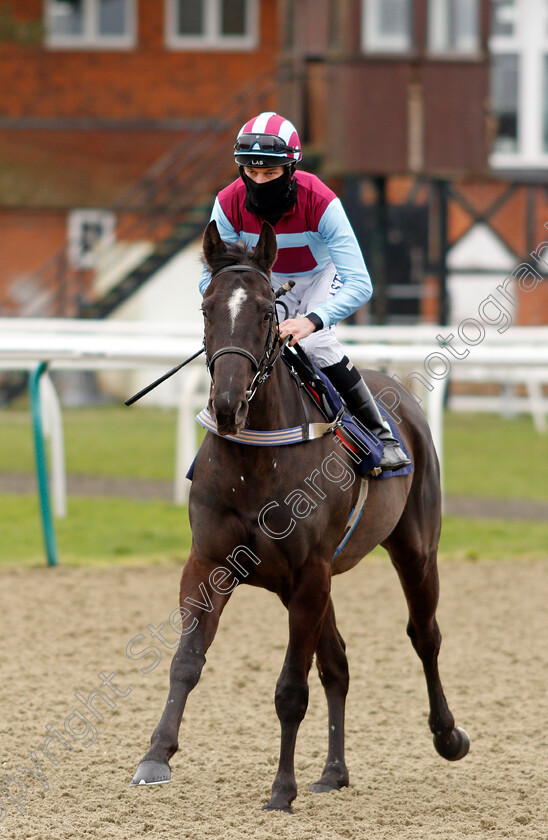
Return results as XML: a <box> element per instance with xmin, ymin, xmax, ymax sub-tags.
<box><xmin>262</xmin><ymin>312</ymin><xmax>271</xmax><ymax>323</ymax></box>
<box><xmin>201</xmin><ymin>309</ymin><xmax>209</xmax><ymax>321</ymax></box>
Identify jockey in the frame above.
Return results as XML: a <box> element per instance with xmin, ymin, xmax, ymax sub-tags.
<box><xmin>200</xmin><ymin>111</ymin><xmax>410</xmax><ymax>471</ymax></box>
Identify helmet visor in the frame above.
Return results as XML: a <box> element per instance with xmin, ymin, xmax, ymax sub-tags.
<box><xmin>234</xmin><ymin>133</ymin><xmax>300</xmax><ymax>156</ymax></box>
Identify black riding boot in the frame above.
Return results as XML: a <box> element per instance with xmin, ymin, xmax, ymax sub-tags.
<box><xmin>322</xmin><ymin>357</ymin><xmax>411</xmax><ymax>472</ymax></box>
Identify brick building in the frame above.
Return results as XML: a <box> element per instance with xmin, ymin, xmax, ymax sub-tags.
<box><xmin>0</xmin><ymin>0</ymin><xmax>280</xmax><ymax>313</ymax></box>
<box><xmin>0</xmin><ymin>0</ymin><xmax>547</xmax><ymax>326</ymax></box>
<box><xmin>278</xmin><ymin>0</ymin><xmax>548</xmax><ymax>326</ymax></box>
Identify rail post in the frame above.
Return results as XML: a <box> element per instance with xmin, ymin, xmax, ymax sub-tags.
<box><xmin>30</xmin><ymin>362</ymin><xmax>59</xmax><ymax>567</ymax></box>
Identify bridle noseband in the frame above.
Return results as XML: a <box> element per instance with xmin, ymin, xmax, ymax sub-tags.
<box><xmin>204</xmin><ymin>264</ymin><xmax>285</xmax><ymax>400</ymax></box>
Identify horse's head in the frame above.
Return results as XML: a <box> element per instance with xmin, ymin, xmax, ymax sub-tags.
<box><xmin>202</xmin><ymin>220</ymin><xmax>278</xmax><ymax>435</ymax></box>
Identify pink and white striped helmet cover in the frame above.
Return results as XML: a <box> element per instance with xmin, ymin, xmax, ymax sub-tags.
<box><xmin>236</xmin><ymin>111</ymin><xmax>302</xmax><ymax>163</ymax></box>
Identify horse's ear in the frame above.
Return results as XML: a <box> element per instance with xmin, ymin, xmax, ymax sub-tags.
<box><xmin>253</xmin><ymin>222</ymin><xmax>277</xmax><ymax>273</ymax></box>
<box><xmin>203</xmin><ymin>220</ymin><xmax>227</xmax><ymax>269</ymax></box>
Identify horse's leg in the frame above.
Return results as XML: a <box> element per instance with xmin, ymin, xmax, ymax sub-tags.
<box><xmin>131</xmin><ymin>550</ymin><xmax>232</xmax><ymax>785</ymax></box>
<box><xmin>383</xmin><ymin>477</ymin><xmax>470</xmax><ymax>761</ymax></box>
<box><xmin>263</xmin><ymin>562</ymin><xmax>331</xmax><ymax>813</ymax></box>
<box><xmin>310</xmin><ymin>596</ymin><xmax>350</xmax><ymax>793</ymax></box>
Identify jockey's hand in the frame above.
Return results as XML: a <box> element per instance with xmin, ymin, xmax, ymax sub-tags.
<box><xmin>278</xmin><ymin>317</ymin><xmax>316</xmax><ymax>346</ymax></box>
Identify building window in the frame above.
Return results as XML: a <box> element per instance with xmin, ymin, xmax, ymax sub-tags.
<box><xmin>362</xmin><ymin>0</ymin><xmax>412</xmax><ymax>53</ymax></box>
<box><xmin>68</xmin><ymin>209</ymin><xmax>115</xmax><ymax>269</ymax></box>
<box><xmin>491</xmin><ymin>0</ymin><xmax>516</xmax><ymax>36</ymax></box>
<box><xmin>428</xmin><ymin>0</ymin><xmax>480</xmax><ymax>54</ymax></box>
<box><xmin>489</xmin><ymin>0</ymin><xmax>548</xmax><ymax>167</ymax></box>
<box><xmin>46</xmin><ymin>0</ymin><xmax>136</xmax><ymax>48</ymax></box>
<box><xmin>166</xmin><ymin>0</ymin><xmax>258</xmax><ymax>50</ymax></box>
<box><xmin>544</xmin><ymin>54</ymin><xmax>548</xmax><ymax>152</ymax></box>
<box><xmin>491</xmin><ymin>54</ymin><xmax>519</xmax><ymax>152</ymax></box>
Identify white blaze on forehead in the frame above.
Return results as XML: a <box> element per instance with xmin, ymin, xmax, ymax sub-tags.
<box><xmin>227</xmin><ymin>287</ymin><xmax>247</xmax><ymax>331</ymax></box>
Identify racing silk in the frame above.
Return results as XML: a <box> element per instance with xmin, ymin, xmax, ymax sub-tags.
<box><xmin>200</xmin><ymin>171</ymin><xmax>372</xmax><ymax>329</ymax></box>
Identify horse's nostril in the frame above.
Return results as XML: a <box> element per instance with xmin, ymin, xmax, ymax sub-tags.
<box><xmin>234</xmin><ymin>400</ymin><xmax>248</xmax><ymax>424</ymax></box>
<box><xmin>211</xmin><ymin>392</ymin><xmax>247</xmax><ymax>433</ymax></box>
<box><xmin>212</xmin><ymin>390</ymin><xmax>235</xmax><ymax>416</ymax></box>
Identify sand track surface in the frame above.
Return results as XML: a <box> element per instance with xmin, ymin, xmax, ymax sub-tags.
<box><xmin>1</xmin><ymin>557</ymin><xmax>547</xmax><ymax>839</ymax></box>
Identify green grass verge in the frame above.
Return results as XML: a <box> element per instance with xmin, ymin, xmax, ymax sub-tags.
<box><xmin>0</xmin><ymin>406</ymin><xmax>178</xmax><ymax>480</ymax></box>
<box><xmin>444</xmin><ymin>412</ymin><xmax>548</xmax><ymax>501</ymax></box>
<box><xmin>0</xmin><ymin>407</ymin><xmax>546</xmax><ymax>499</ymax></box>
<box><xmin>0</xmin><ymin>493</ymin><xmax>545</xmax><ymax>568</ymax></box>
<box><xmin>0</xmin><ymin>495</ymin><xmax>192</xmax><ymax>567</ymax></box>
<box><xmin>0</xmin><ymin>406</ymin><xmax>546</xmax><ymax>566</ymax></box>
<box><xmin>438</xmin><ymin>515</ymin><xmax>548</xmax><ymax>561</ymax></box>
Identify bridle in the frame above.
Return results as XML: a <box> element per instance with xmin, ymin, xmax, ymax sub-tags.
<box><xmin>204</xmin><ymin>264</ymin><xmax>288</xmax><ymax>401</ymax></box>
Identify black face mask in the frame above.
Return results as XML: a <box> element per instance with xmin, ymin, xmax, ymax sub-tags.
<box><xmin>241</xmin><ymin>168</ymin><xmax>298</xmax><ymax>226</ymax></box>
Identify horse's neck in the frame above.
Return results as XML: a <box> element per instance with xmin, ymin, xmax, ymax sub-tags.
<box><xmin>245</xmin><ymin>360</ymin><xmax>307</xmax><ymax>432</ymax></box>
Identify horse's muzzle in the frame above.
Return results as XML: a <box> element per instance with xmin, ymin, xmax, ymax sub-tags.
<box><xmin>209</xmin><ymin>391</ymin><xmax>248</xmax><ymax>436</ymax></box>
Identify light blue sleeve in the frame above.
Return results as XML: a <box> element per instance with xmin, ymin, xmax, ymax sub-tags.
<box><xmin>311</xmin><ymin>199</ymin><xmax>373</xmax><ymax>328</ymax></box>
<box><xmin>199</xmin><ymin>198</ymin><xmax>240</xmax><ymax>295</ymax></box>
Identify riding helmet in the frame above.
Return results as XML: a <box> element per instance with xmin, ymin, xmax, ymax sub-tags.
<box><xmin>234</xmin><ymin>112</ymin><xmax>302</xmax><ymax>168</ymax></box>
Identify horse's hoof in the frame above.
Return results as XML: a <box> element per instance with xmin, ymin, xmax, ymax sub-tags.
<box><xmin>434</xmin><ymin>726</ymin><xmax>470</xmax><ymax>761</ymax></box>
<box><xmin>310</xmin><ymin>761</ymin><xmax>349</xmax><ymax>793</ymax></box>
<box><xmin>130</xmin><ymin>760</ymin><xmax>171</xmax><ymax>786</ymax></box>
<box><xmin>309</xmin><ymin>776</ymin><xmax>348</xmax><ymax>793</ymax></box>
<box><xmin>262</xmin><ymin>802</ymin><xmax>293</xmax><ymax>814</ymax></box>
<box><xmin>309</xmin><ymin>781</ymin><xmax>335</xmax><ymax>793</ymax></box>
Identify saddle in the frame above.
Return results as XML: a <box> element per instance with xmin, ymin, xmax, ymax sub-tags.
<box><xmin>281</xmin><ymin>344</ymin><xmax>412</xmax><ymax>480</ymax></box>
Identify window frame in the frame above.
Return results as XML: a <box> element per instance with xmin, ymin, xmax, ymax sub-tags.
<box><xmin>165</xmin><ymin>0</ymin><xmax>259</xmax><ymax>51</ymax></box>
<box><xmin>489</xmin><ymin>0</ymin><xmax>548</xmax><ymax>168</ymax></box>
<box><xmin>361</xmin><ymin>0</ymin><xmax>413</xmax><ymax>54</ymax></box>
<box><xmin>490</xmin><ymin>0</ymin><xmax>517</xmax><ymax>38</ymax></box>
<box><xmin>67</xmin><ymin>209</ymin><xmax>116</xmax><ymax>269</ymax></box>
<box><xmin>45</xmin><ymin>0</ymin><xmax>137</xmax><ymax>50</ymax></box>
<box><xmin>544</xmin><ymin>54</ymin><xmax>548</xmax><ymax>154</ymax></box>
<box><xmin>490</xmin><ymin>52</ymin><xmax>520</xmax><ymax>155</ymax></box>
<box><xmin>427</xmin><ymin>0</ymin><xmax>481</xmax><ymax>56</ymax></box>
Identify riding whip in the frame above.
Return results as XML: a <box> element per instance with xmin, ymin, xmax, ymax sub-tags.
<box><xmin>124</xmin><ymin>346</ymin><xmax>205</xmax><ymax>406</ymax></box>
<box><xmin>275</xmin><ymin>280</ymin><xmax>295</xmax><ymax>298</ymax></box>
<box><xmin>124</xmin><ymin>282</ymin><xmax>295</xmax><ymax>406</ymax></box>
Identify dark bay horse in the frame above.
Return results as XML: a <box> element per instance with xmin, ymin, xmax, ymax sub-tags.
<box><xmin>131</xmin><ymin>220</ymin><xmax>469</xmax><ymax>811</ymax></box>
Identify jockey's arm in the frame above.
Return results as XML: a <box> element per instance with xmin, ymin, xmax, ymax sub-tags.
<box><xmin>199</xmin><ymin>199</ymin><xmax>239</xmax><ymax>295</ymax></box>
<box><xmin>200</xmin><ymin>193</ymin><xmax>371</xmax><ymax>342</ymax></box>
<box><xmin>306</xmin><ymin>199</ymin><xmax>372</xmax><ymax>331</ymax></box>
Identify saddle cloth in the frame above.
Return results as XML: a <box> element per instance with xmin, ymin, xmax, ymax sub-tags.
<box><xmin>282</xmin><ymin>346</ymin><xmax>413</xmax><ymax>480</ymax></box>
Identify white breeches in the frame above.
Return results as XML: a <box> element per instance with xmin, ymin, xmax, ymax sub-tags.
<box><xmin>271</xmin><ymin>264</ymin><xmax>345</xmax><ymax>368</ymax></box>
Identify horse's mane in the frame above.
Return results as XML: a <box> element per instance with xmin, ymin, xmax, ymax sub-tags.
<box><xmin>204</xmin><ymin>239</ymin><xmax>257</xmax><ymax>276</ymax></box>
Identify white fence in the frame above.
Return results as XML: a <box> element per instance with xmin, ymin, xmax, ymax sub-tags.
<box><xmin>1</xmin><ymin>319</ymin><xmax>547</xmax><ymax>514</ymax></box>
